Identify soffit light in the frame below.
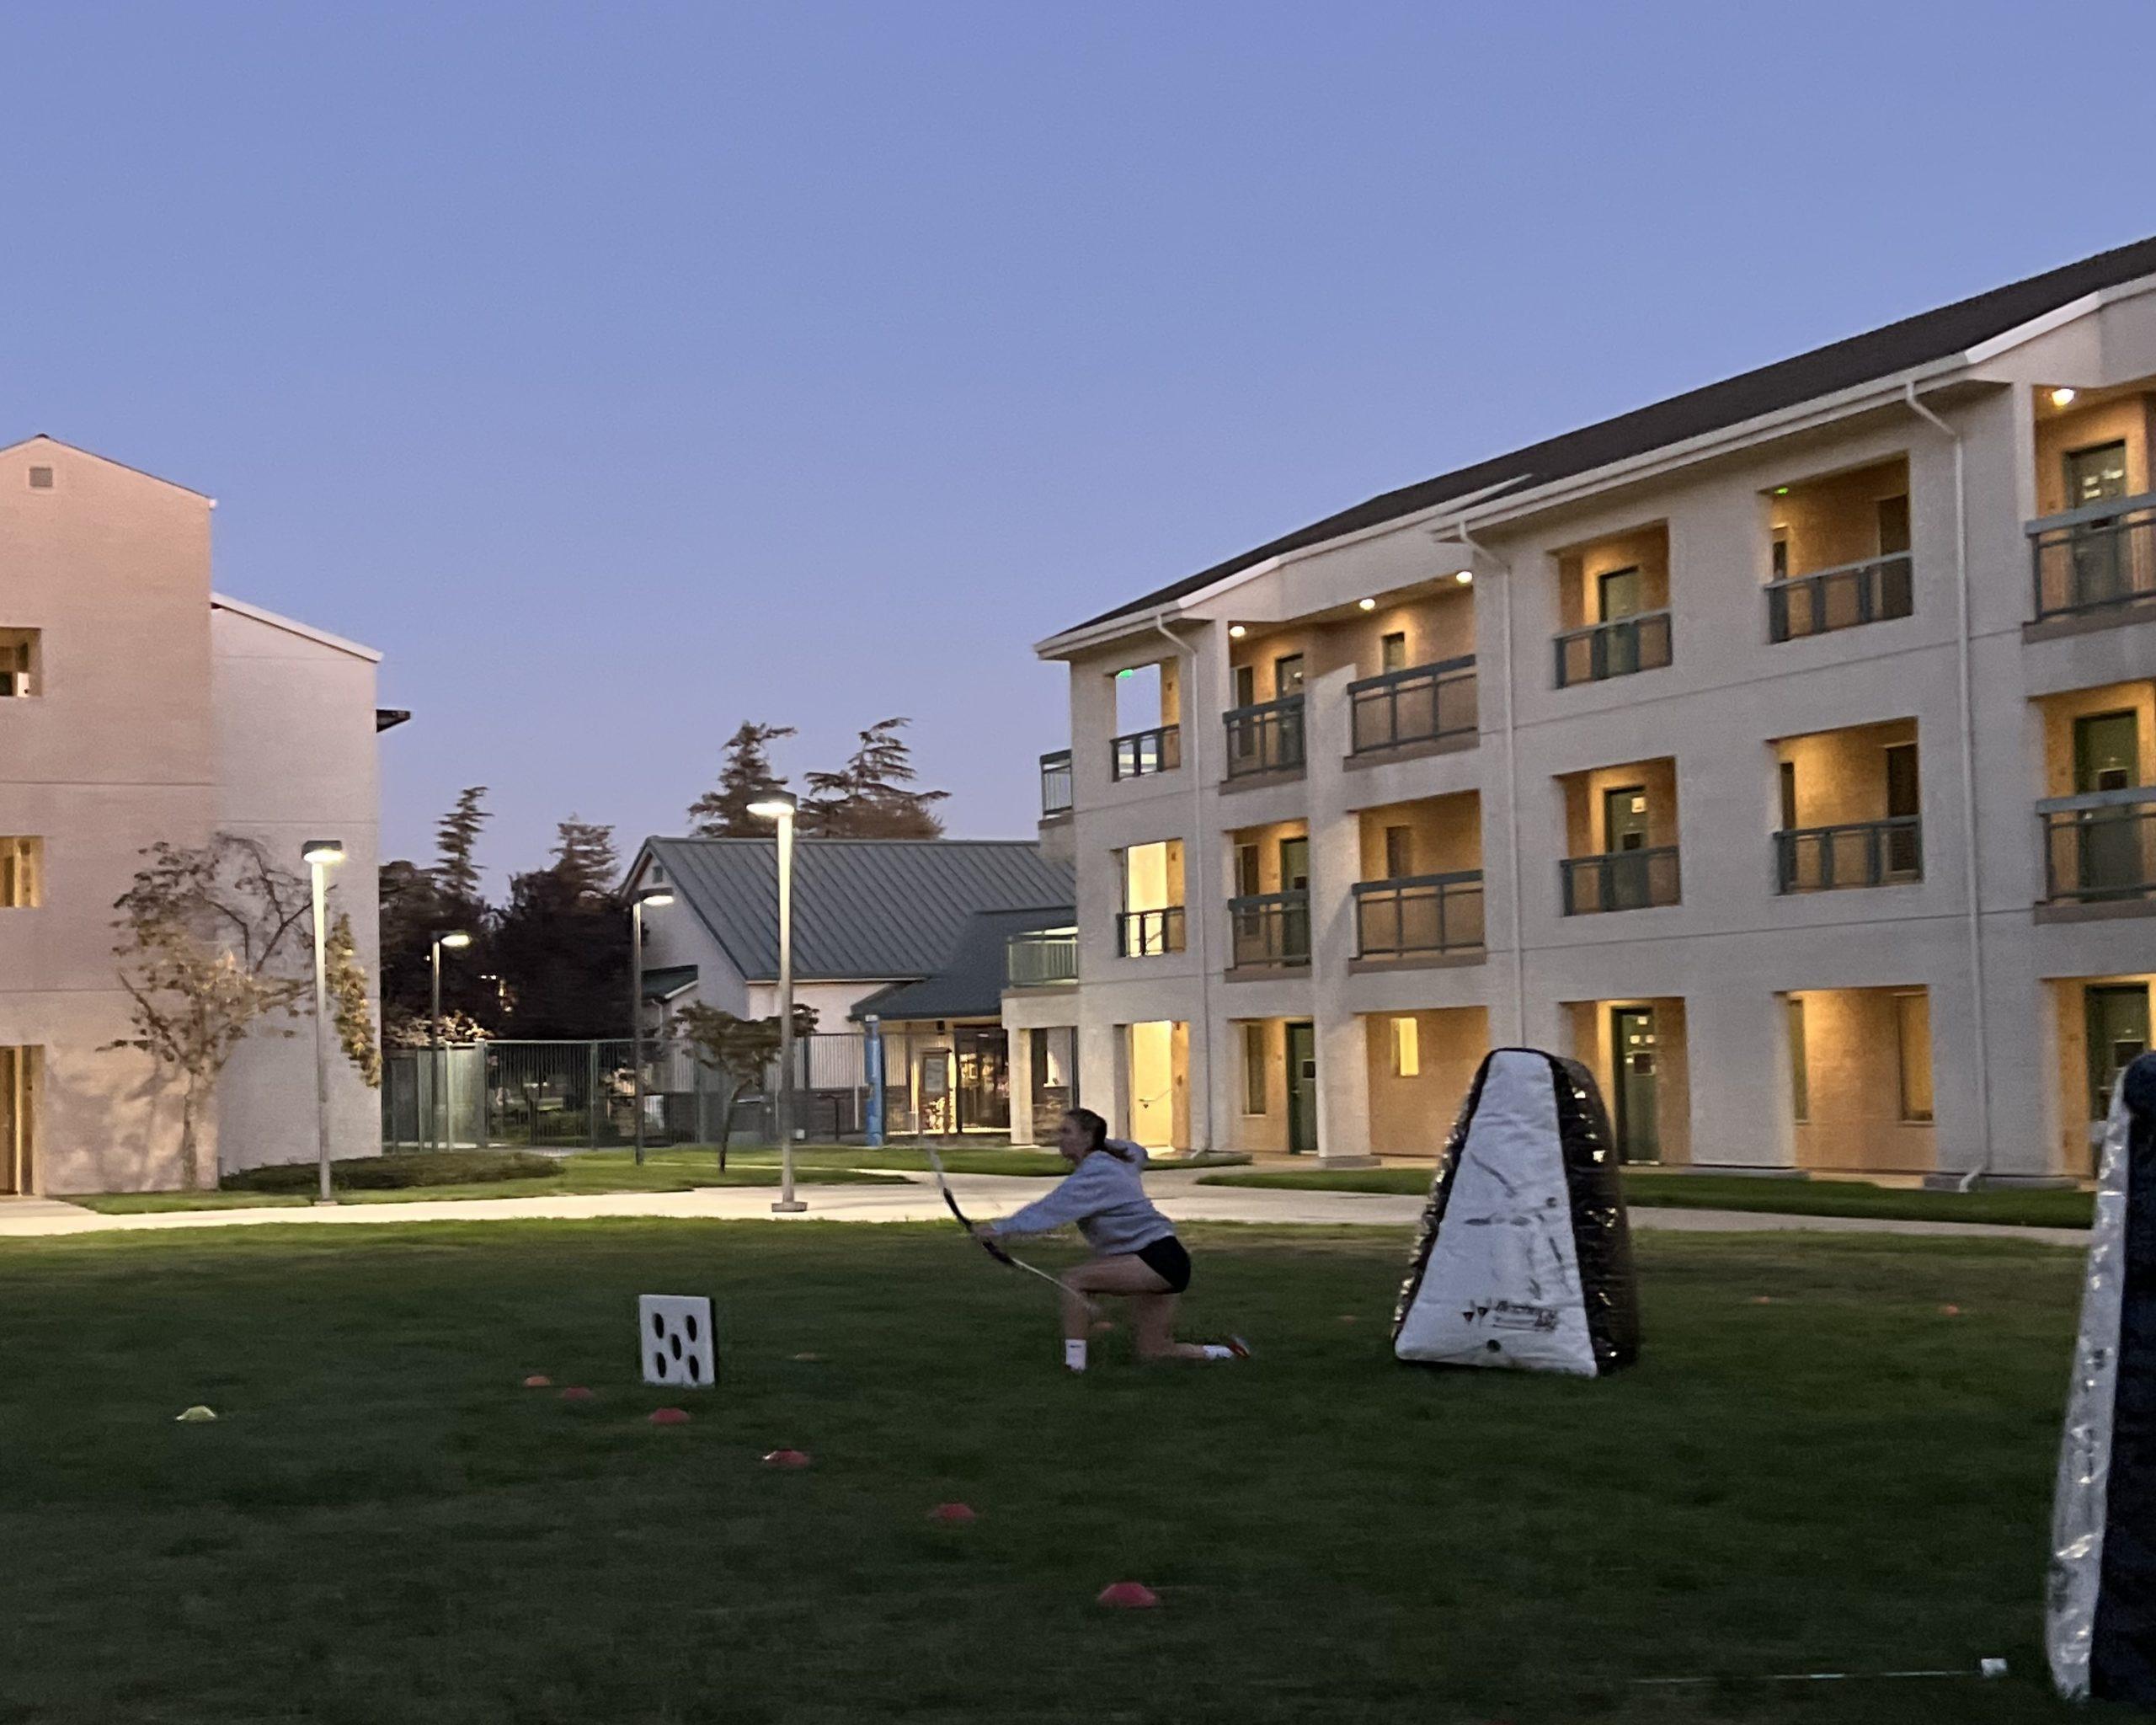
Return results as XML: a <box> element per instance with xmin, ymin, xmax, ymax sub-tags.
<box><xmin>1227</xmin><ymin>624</ymin><xmax>1247</xmax><ymax>638</ymax></box>
<box><xmin>1453</xmin><ymin>569</ymin><xmax>1474</xmax><ymax>585</ymax></box>
<box><xmin>2050</xmin><ymin>387</ymin><xmax>2079</xmax><ymax>409</ymax></box>
<box><xmin>1357</xmin><ymin>597</ymin><xmax>1377</xmax><ymax>611</ymax></box>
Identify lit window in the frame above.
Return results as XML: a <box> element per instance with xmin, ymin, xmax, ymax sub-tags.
<box><xmin>1242</xmin><ymin>1023</ymin><xmax>1268</xmax><ymax>1114</ymax></box>
<box><xmin>1391</xmin><ymin>1016</ymin><xmax>1420</xmax><ymax>1078</ymax></box>
<box><xmin>1896</xmin><ymin>991</ymin><xmax>1933</xmax><ymax>1123</ymax></box>
<box><xmin>0</xmin><ymin>838</ymin><xmax>42</xmax><ymax>909</ymax></box>
<box><xmin>0</xmin><ymin>628</ymin><xmax>39</xmax><ymax>697</ymax></box>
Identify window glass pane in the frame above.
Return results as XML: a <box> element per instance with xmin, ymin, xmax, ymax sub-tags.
<box><xmin>1381</xmin><ymin>632</ymin><xmax>1406</xmax><ymax>673</ymax></box>
<box><xmin>1384</xmin><ymin>825</ymin><xmax>1413</xmax><ymax>879</ymax></box>
<box><xmin>1273</xmin><ymin>654</ymin><xmax>1304</xmax><ymax>697</ymax></box>
<box><xmin>1392</xmin><ymin>1017</ymin><xmax>1420</xmax><ymax>1078</ymax></box>
<box><xmin>1242</xmin><ymin>1023</ymin><xmax>1267</xmax><ymax>1114</ymax></box>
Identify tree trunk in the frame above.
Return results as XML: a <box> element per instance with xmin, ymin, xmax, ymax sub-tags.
<box><xmin>177</xmin><ymin>1089</ymin><xmax>201</xmax><ymax>1191</ymax></box>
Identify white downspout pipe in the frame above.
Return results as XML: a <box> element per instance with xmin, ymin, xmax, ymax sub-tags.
<box><xmin>1447</xmin><ymin>520</ymin><xmax>1527</xmax><ymax>1044</ymax></box>
<box><xmin>1904</xmin><ymin>379</ymin><xmax>1993</xmax><ymax>1188</ymax></box>
<box><xmin>1152</xmin><ymin>611</ymin><xmax>1212</xmax><ymax>1151</ymax></box>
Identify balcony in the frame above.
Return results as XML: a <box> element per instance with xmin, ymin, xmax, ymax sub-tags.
<box><xmin>1348</xmin><ymin>656</ymin><xmax>1477</xmax><ymax>756</ymax></box>
<box><xmin>1768</xmin><ymin>553</ymin><xmax>1913</xmax><ymax>643</ymax></box>
<box><xmin>2030</xmin><ymin>494</ymin><xmax>2156</xmax><ymax>625</ymax></box>
<box><xmin>1774</xmin><ymin>817</ymin><xmax>1923</xmax><ymax>893</ymax></box>
<box><xmin>1223</xmin><ymin>696</ymin><xmax>1305</xmax><ymax>781</ymax></box>
<box><xmin>2041</xmin><ymin>787</ymin><xmax>2156</xmax><ymax>907</ymax></box>
<box><xmin>1554</xmin><ymin>611</ymin><xmax>1672</xmax><ymax>688</ymax></box>
<box><xmin>1353</xmin><ymin>871</ymin><xmax>1485</xmax><ymax>960</ymax></box>
<box><xmin>1038</xmin><ymin>750</ymin><xmax>1072</xmax><ymax>819</ymax></box>
<box><xmin>1227</xmin><ymin>890</ymin><xmax>1310</xmax><ymax>969</ymax></box>
<box><xmin>1111</xmin><ymin>724</ymin><xmax>1181</xmax><ymax>782</ymax></box>
<box><xmin>1561</xmin><ymin>847</ymin><xmax>1681</xmax><ymax>916</ymax></box>
<box><xmin>1006</xmin><ymin>929</ymin><xmax>1077</xmax><ymax>988</ymax></box>
<box><xmin>1116</xmin><ymin>906</ymin><xmax>1187</xmax><ymax>957</ymax></box>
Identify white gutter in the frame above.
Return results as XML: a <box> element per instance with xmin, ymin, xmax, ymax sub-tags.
<box><xmin>1903</xmin><ymin>379</ymin><xmax>1993</xmax><ymax>1188</ymax></box>
<box><xmin>1151</xmin><ymin>610</ymin><xmax>1213</xmax><ymax>1151</ymax></box>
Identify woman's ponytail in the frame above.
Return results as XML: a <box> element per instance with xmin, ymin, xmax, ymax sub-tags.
<box><xmin>1065</xmin><ymin>1106</ymin><xmax>1128</xmax><ymax>1160</ymax></box>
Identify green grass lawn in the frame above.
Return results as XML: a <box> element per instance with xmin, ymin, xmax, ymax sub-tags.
<box><xmin>0</xmin><ymin>1220</ymin><xmax>2099</xmax><ymax>1722</ymax></box>
<box><xmin>1199</xmin><ymin>1165</ymin><xmax>2096</xmax><ymax>1229</ymax></box>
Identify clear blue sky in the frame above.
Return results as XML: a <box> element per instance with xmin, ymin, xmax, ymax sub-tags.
<box><xmin>7</xmin><ymin>3</ymin><xmax>2152</xmax><ymax>885</ymax></box>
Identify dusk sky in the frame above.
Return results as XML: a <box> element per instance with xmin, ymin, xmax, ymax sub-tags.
<box><xmin>7</xmin><ymin>2</ymin><xmax>2152</xmax><ymax>888</ymax></box>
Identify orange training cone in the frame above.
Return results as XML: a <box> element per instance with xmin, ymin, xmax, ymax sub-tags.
<box><xmin>524</xmin><ymin>1374</ymin><xmax>552</xmax><ymax>1388</ymax></box>
<box><xmin>929</xmin><ymin>1503</ymin><xmax>977</xmax><ymax>1524</ymax></box>
<box><xmin>1096</xmin><ymin>1581</ymin><xmax>1159</xmax><ymax>1609</ymax></box>
<box><xmin>560</xmin><ymin>1386</ymin><xmax>596</xmax><ymax>1403</ymax></box>
<box><xmin>762</xmin><ymin>1448</ymin><xmax>811</xmax><ymax>1469</ymax></box>
<box><xmin>649</xmin><ymin>1407</ymin><xmax>691</xmax><ymax>1426</ymax></box>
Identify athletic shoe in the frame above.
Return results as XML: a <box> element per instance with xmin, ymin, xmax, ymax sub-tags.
<box><xmin>1226</xmin><ymin>1336</ymin><xmax>1252</xmax><ymax>1360</ymax></box>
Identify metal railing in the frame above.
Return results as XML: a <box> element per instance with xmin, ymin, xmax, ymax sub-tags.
<box><xmin>1116</xmin><ymin>905</ymin><xmax>1187</xmax><ymax>957</ymax></box>
<box><xmin>1038</xmin><ymin>750</ymin><xmax>1072</xmax><ymax>818</ymax></box>
<box><xmin>1223</xmin><ymin>694</ymin><xmax>1305</xmax><ymax>778</ymax></box>
<box><xmin>1561</xmin><ymin>846</ymin><xmax>1682</xmax><ymax>915</ymax></box>
<box><xmin>1353</xmin><ymin>871</ymin><xmax>1485</xmax><ymax>959</ymax></box>
<box><xmin>1348</xmin><ymin>655</ymin><xmax>1477</xmax><ymax>754</ymax></box>
<box><xmin>2041</xmin><ymin>787</ymin><xmax>2156</xmax><ymax>904</ymax></box>
<box><xmin>2030</xmin><ymin>494</ymin><xmax>2156</xmax><ymax>622</ymax></box>
<box><xmin>1554</xmin><ymin>610</ymin><xmax>1673</xmax><ymax>687</ymax></box>
<box><xmin>1768</xmin><ymin>552</ymin><xmax>1913</xmax><ymax>642</ymax></box>
<box><xmin>1228</xmin><ymin>889</ymin><xmax>1310</xmax><ymax>968</ymax></box>
<box><xmin>1111</xmin><ymin>724</ymin><xmax>1181</xmax><ymax>782</ymax></box>
<box><xmin>1006</xmin><ymin>928</ymin><xmax>1078</xmax><ymax>987</ymax></box>
<box><xmin>1774</xmin><ymin>817</ymin><xmax>1922</xmax><ymax>893</ymax></box>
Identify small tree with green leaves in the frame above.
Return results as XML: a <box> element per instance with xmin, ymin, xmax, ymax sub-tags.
<box><xmin>672</xmin><ymin>1001</ymin><xmax>819</xmax><ymax>1167</ymax></box>
<box><xmin>326</xmin><ymin>912</ymin><xmax>382</xmax><ymax>1090</ymax></box>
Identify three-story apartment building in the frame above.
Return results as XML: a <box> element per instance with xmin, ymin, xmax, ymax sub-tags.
<box><xmin>1005</xmin><ymin>235</ymin><xmax>2156</xmax><ymax>1180</ymax></box>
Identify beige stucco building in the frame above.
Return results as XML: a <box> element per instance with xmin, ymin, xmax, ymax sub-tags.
<box><xmin>1006</xmin><ymin>236</ymin><xmax>2156</xmax><ymax>1181</ymax></box>
<box><xmin>0</xmin><ymin>436</ymin><xmax>386</xmax><ymax>1194</ymax></box>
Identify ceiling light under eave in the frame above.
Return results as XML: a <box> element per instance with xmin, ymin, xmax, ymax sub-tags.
<box><xmin>1453</xmin><ymin>569</ymin><xmax>1474</xmax><ymax>585</ymax></box>
<box><xmin>2050</xmin><ymin>387</ymin><xmax>2079</xmax><ymax>409</ymax></box>
<box><xmin>1357</xmin><ymin>597</ymin><xmax>1377</xmax><ymax>611</ymax></box>
<box><xmin>1227</xmin><ymin>624</ymin><xmax>1247</xmax><ymax>638</ymax></box>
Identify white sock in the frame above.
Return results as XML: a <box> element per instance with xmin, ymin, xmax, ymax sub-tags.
<box><xmin>1064</xmin><ymin>1339</ymin><xmax>1088</xmax><ymax>1373</ymax></box>
<box><xmin>1201</xmin><ymin>1344</ymin><xmax>1235</xmax><ymax>1361</ymax></box>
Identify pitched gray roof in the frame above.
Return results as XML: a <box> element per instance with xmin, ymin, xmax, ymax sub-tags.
<box><xmin>1069</xmin><ymin>231</ymin><xmax>2156</xmax><ymax>634</ymax></box>
<box><xmin>640</xmin><ymin>836</ymin><xmax>1073</xmax><ymax>984</ymax></box>
<box><xmin>851</xmin><ymin>905</ymin><xmax>1075</xmax><ymax>1023</ymax></box>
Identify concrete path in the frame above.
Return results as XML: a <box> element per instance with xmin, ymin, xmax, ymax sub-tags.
<box><xmin>0</xmin><ymin>1172</ymin><xmax>2089</xmax><ymax>1247</ymax></box>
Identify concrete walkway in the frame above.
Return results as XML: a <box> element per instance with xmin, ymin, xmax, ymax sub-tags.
<box><xmin>0</xmin><ymin>1172</ymin><xmax>2089</xmax><ymax>1247</ymax></box>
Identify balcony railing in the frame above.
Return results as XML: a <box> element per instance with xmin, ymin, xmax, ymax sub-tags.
<box><xmin>1353</xmin><ymin>871</ymin><xmax>1485</xmax><ymax>959</ymax></box>
<box><xmin>2041</xmin><ymin>787</ymin><xmax>2156</xmax><ymax>905</ymax></box>
<box><xmin>1554</xmin><ymin>611</ymin><xmax>1673</xmax><ymax>687</ymax></box>
<box><xmin>1006</xmin><ymin>929</ymin><xmax>1078</xmax><ymax>987</ymax></box>
<box><xmin>1111</xmin><ymin>724</ymin><xmax>1181</xmax><ymax>782</ymax></box>
<box><xmin>1348</xmin><ymin>655</ymin><xmax>1477</xmax><ymax>756</ymax></box>
<box><xmin>1774</xmin><ymin>817</ymin><xmax>1923</xmax><ymax>893</ymax></box>
<box><xmin>1228</xmin><ymin>890</ymin><xmax>1310</xmax><ymax>969</ymax></box>
<box><xmin>1223</xmin><ymin>695</ymin><xmax>1305</xmax><ymax>779</ymax></box>
<box><xmin>2030</xmin><ymin>494</ymin><xmax>2156</xmax><ymax>622</ymax></box>
<box><xmin>1561</xmin><ymin>846</ymin><xmax>1681</xmax><ymax>915</ymax></box>
<box><xmin>1768</xmin><ymin>553</ymin><xmax>1914</xmax><ymax>643</ymax></box>
<box><xmin>1116</xmin><ymin>905</ymin><xmax>1187</xmax><ymax>957</ymax></box>
<box><xmin>1038</xmin><ymin>750</ymin><xmax>1072</xmax><ymax>819</ymax></box>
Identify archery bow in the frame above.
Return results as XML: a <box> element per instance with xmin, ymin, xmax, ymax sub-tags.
<box><xmin>926</xmin><ymin>1145</ymin><xmax>1090</xmax><ymax>1306</ymax></box>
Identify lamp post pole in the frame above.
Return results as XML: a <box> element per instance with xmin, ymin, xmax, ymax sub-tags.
<box><xmin>630</xmin><ymin>888</ymin><xmax>675</xmax><ymax>1167</ymax></box>
<box><xmin>302</xmin><ymin>840</ymin><xmax>344</xmax><ymax>1205</ymax></box>
<box><xmin>749</xmin><ymin>792</ymin><xmax>806</xmax><ymax>1214</ymax></box>
<box><xmin>430</xmin><ymin>932</ymin><xmax>469</xmax><ymax>1150</ymax></box>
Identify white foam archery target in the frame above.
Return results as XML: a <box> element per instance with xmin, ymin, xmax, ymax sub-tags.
<box><xmin>638</xmin><ymin>1295</ymin><xmax>717</xmax><ymax>1389</ymax></box>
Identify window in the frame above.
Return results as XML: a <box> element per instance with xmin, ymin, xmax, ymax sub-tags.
<box><xmin>1381</xmin><ymin>632</ymin><xmax>1407</xmax><ymax>674</ymax></box>
<box><xmin>1769</xmin><ymin>529</ymin><xmax>1790</xmax><ymax>582</ymax></box>
<box><xmin>1273</xmin><ymin>654</ymin><xmax>1305</xmax><ymax>697</ymax></box>
<box><xmin>0</xmin><ymin>838</ymin><xmax>42</xmax><ymax>909</ymax></box>
<box><xmin>1384</xmin><ymin>825</ymin><xmax>1414</xmax><ymax>880</ymax></box>
<box><xmin>1896</xmin><ymin>991</ymin><xmax>1934</xmax><ymax>1123</ymax></box>
<box><xmin>1242</xmin><ymin>1023</ymin><xmax>1268</xmax><ymax>1114</ymax></box>
<box><xmin>1235</xmin><ymin>843</ymin><xmax>1262</xmax><ymax>897</ymax></box>
<box><xmin>1787</xmin><ymin>997</ymin><xmax>1809</xmax><ymax>1123</ymax></box>
<box><xmin>1233</xmin><ymin>664</ymin><xmax>1256</xmax><ymax>708</ymax></box>
<box><xmin>1876</xmin><ymin>494</ymin><xmax>1911</xmax><ymax>558</ymax></box>
<box><xmin>1779</xmin><ymin>761</ymin><xmax>1798</xmax><ymax>832</ymax></box>
<box><xmin>1390</xmin><ymin>1016</ymin><xmax>1420</xmax><ymax>1078</ymax></box>
<box><xmin>0</xmin><ymin>628</ymin><xmax>39</xmax><ymax>698</ymax></box>
<box><xmin>1598</xmin><ymin>566</ymin><xmax>1644</xmax><ymax>622</ymax></box>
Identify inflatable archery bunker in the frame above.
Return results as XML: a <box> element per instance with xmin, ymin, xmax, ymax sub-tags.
<box><xmin>2050</xmin><ymin>1049</ymin><xmax>2156</xmax><ymax>1704</ymax></box>
<box><xmin>1392</xmin><ymin>1047</ymin><xmax>1641</xmax><ymax>1377</ymax></box>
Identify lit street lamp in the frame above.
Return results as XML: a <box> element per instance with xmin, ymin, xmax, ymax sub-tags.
<box><xmin>430</xmin><ymin>930</ymin><xmax>472</xmax><ymax>1147</ymax></box>
<box><xmin>747</xmin><ymin>791</ymin><xmax>806</xmax><ymax>1214</ymax></box>
<box><xmin>302</xmin><ymin>838</ymin><xmax>345</xmax><ymax>1204</ymax></box>
<box><xmin>631</xmin><ymin>885</ymin><xmax>675</xmax><ymax>1166</ymax></box>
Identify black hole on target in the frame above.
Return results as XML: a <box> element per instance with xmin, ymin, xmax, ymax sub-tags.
<box><xmin>670</xmin><ymin>1334</ymin><xmax>682</xmax><ymax>1359</ymax></box>
<box><xmin>1486</xmin><ymin>1340</ymin><xmax>1502</xmax><ymax>1354</ymax></box>
<box><xmin>653</xmin><ymin>1351</ymin><xmax>668</xmax><ymax>1376</ymax></box>
<box><xmin>651</xmin><ymin>1313</ymin><xmax>664</xmax><ymax>1338</ymax></box>
<box><xmin>686</xmin><ymin>1356</ymin><xmax>702</xmax><ymax>1382</ymax></box>
<box><xmin>686</xmin><ymin>1314</ymin><xmax>699</xmax><ymax>1342</ymax></box>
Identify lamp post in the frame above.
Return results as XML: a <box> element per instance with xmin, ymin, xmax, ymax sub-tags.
<box><xmin>631</xmin><ymin>886</ymin><xmax>675</xmax><ymax>1165</ymax></box>
<box><xmin>302</xmin><ymin>839</ymin><xmax>344</xmax><ymax>1205</ymax></box>
<box><xmin>430</xmin><ymin>930</ymin><xmax>472</xmax><ymax>1148</ymax></box>
<box><xmin>747</xmin><ymin>791</ymin><xmax>806</xmax><ymax>1214</ymax></box>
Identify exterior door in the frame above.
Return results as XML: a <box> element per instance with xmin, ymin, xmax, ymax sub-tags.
<box><xmin>1278</xmin><ymin>837</ymin><xmax>1312</xmax><ymax>959</ymax></box>
<box><xmin>1610</xmin><ymin>1007</ymin><xmax>1661</xmax><ymax>1163</ymax></box>
<box><xmin>954</xmin><ymin>1027</ymin><xmax>1010</xmax><ymax>1132</ymax></box>
<box><xmin>1285</xmin><ymin>1022</ymin><xmax>1318</xmax><ymax>1153</ymax></box>
<box><xmin>1884</xmin><ymin>742</ymin><xmax>1921</xmax><ymax>878</ymax></box>
<box><xmin>0</xmin><ymin>1046</ymin><xmax>29</xmax><ymax>1195</ymax></box>
<box><xmin>2086</xmin><ymin>985</ymin><xmax>2151</xmax><ymax>1119</ymax></box>
<box><xmin>1604</xmin><ymin>785</ymin><xmax>1651</xmax><ymax>909</ymax></box>
<box><xmin>2067</xmin><ymin>441</ymin><xmax>2131</xmax><ymax>606</ymax></box>
<box><xmin>2075</xmin><ymin>711</ymin><xmax>2142</xmax><ymax>895</ymax></box>
<box><xmin>1598</xmin><ymin>566</ymin><xmax>1644</xmax><ymax>676</ymax></box>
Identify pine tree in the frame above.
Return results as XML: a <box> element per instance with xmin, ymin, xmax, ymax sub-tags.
<box><xmin>551</xmin><ymin>818</ymin><xmax>620</xmax><ymax>899</ymax></box>
<box><xmin>800</xmin><ymin>718</ymin><xmax>948</xmax><ymax>838</ymax></box>
<box><xmin>686</xmin><ymin>722</ymin><xmax>797</xmax><ymax>837</ymax></box>
<box><xmin>433</xmin><ymin>787</ymin><xmax>488</xmax><ymax>905</ymax></box>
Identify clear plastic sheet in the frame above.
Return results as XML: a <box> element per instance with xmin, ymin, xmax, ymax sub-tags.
<box><xmin>2050</xmin><ymin>1055</ymin><xmax>2152</xmax><ymax>1701</ymax></box>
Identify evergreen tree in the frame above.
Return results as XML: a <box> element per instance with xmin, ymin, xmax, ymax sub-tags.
<box><xmin>433</xmin><ymin>787</ymin><xmax>488</xmax><ymax>905</ymax></box>
<box><xmin>551</xmin><ymin>817</ymin><xmax>620</xmax><ymax>898</ymax></box>
<box><xmin>800</xmin><ymin>718</ymin><xmax>948</xmax><ymax>838</ymax></box>
<box><xmin>686</xmin><ymin>722</ymin><xmax>797</xmax><ymax>837</ymax></box>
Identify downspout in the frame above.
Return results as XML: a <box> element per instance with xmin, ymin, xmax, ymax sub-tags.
<box><xmin>1152</xmin><ymin>611</ymin><xmax>1213</xmax><ymax>1151</ymax></box>
<box><xmin>1450</xmin><ymin>519</ymin><xmax>1528</xmax><ymax>1044</ymax></box>
<box><xmin>1904</xmin><ymin>378</ymin><xmax>1993</xmax><ymax>1188</ymax></box>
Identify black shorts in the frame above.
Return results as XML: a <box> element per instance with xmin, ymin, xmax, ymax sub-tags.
<box><xmin>1134</xmin><ymin>1234</ymin><xmax>1192</xmax><ymax>1294</ymax></box>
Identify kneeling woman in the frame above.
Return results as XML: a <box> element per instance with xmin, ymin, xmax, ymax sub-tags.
<box><xmin>979</xmin><ymin>1107</ymin><xmax>1247</xmax><ymax>1372</ymax></box>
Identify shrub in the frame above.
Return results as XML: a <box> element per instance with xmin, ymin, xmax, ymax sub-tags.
<box><xmin>223</xmin><ymin>1151</ymin><xmax>563</xmax><ymax>1193</ymax></box>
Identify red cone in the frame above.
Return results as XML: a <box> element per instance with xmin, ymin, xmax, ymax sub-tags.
<box><xmin>1940</xmin><ymin>1303</ymin><xmax>1962</xmax><ymax>1316</ymax></box>
<box><xmin>929</xmin><ymin>1502</ymin><xmax>977</xmax><ymax>1524</ymax></box>
<box><xmin>649</xmin><ymin>1407</ymin><xmax>691</xmax><ymax>1425</ymax></box>
<box><xmin>523</xmin><ymin>1374</ymin><xmax>552</xmax><ymax>1388</ymax></box>
<box><xmin>762</xmin><ymin>1448</ymin><xmax>811</xmax><ymax>1469</ymax></box>
<box><xmin>559</xmin><ymin>1386</ymin><xmax>596</xmax><ymax>1402</ymax></box>
<box><xmin>1097</xmin><ymin>1581</ymin><xmax>1159</xmax><ymax>1609</ymax></box>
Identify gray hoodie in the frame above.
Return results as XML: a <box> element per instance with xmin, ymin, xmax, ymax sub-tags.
<box><xmin>988</xmin><ymin>1141</ymin><xmax>1175</xmax><ymax>1258</ymax></box>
